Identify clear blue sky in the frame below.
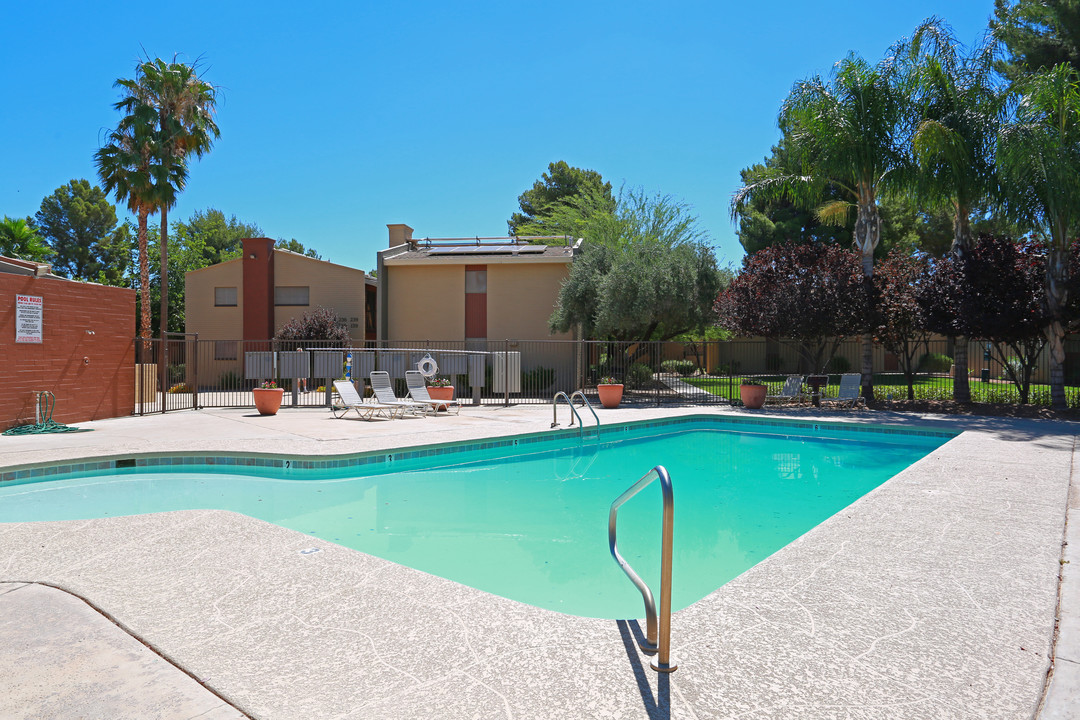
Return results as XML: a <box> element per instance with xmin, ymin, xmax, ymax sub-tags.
<box><xmin>3</xmin><ymin>1</ymin><xmax>996</xmax><ymax>271</ymax></box>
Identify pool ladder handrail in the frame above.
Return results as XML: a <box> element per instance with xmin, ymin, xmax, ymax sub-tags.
<box><xmin>551</xmin><ymin>391</ymin><xmax>600</xmax><ymax>436</ymax></box>
<box><xmin>608</xmin><ymin>464</ymin><xmax>676</xmax><ymax>673</ymax></box>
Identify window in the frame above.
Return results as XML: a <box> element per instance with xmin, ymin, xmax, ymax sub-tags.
<box><xmin>275</xmin><ymin>286</ymin><xmax>309</xmax><ymax>306</ymax></box>
<box><xmin>214</xmin><ymin>340</ymin><xmax>237</xmax><ymax>361</ymax></box>
<box><xmin>214</xmin><ymin>287</ymin><xmax>237</xmax><ymax>306</ymax></box>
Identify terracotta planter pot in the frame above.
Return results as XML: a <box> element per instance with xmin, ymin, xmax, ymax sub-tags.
<box><xmin>253</xmin><ymin>387</ymin><xmax>284</xmax><ymax>415</ymax></box>
<box><xmin>597</xmin><ymin>383</ymin><xmax>624</xmax><ymax>409</ymax></box>
<box><xmin>427</xmin><ymin>385</ymin><xmax>454</xmax><ymax>411</ymax></box>
<box><xmin>739</xmin><ymin>384</ymin><xmax>767</xmax><ymax>409</ymax></box>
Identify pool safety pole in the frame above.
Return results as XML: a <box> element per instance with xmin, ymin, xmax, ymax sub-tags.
<box><xmin>608</xmin><ymin>465</ymin><xmax>677</xmax><ymax>673</ymax></box>
<box><xmin>346</xmin><ymin>351</ymin><xmax>352</xmax><ymax>382</ymax></box>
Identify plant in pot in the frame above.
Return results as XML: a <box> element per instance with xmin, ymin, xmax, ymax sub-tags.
<box><xmin>426</xmin><ymin>376</ymin><xmax>455</xmax><ymax>405</ymax></box>
<box><xmin>253</xmin><ymin>380</ymin><xmax>285</xmax><ymax>415</ymax></box>
<box><xmin>738</xmin><ymin>379</ymin><xmax>767</xmax><ymax>409</ymax></box>
<box><xmin>597</xmin><ymin>376</ymin><xmax>624</xmax><ymax>409</ymax></box>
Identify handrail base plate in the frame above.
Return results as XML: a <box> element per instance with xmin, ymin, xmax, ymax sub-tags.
<box><xmin>650</xmin><ymin>660</ymin><xmax>678</xmax><ymax>673</ymax></box>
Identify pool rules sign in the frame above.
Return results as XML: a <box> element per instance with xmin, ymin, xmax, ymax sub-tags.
<box><xmin>15</xmin><ymin>294</ymin><xmax>43</xmax><ymax>343</ymax></box>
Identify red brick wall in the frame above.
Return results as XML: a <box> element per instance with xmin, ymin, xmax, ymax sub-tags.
<box><xmin>242</xmin><ymin>237</ymin><xmax>275</xmax><ymax>341</ymax></box>
<box><xmin>0</xmin><ymin>275</ymin><xmax>135</xmax><ymax>430</ymax></box>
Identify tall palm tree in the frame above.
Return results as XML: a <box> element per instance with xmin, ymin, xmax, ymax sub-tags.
<box><xmin>997</xmin><ymin>62</ymin><xmax>1080</xmax><ymax>409</ymax></box>
<box><xmin>94</xmin><ymin>103</ymin><xmax>185</xmax><ymax>341</ymax></box>
<box><xmin>731</xmin><ymin>53</ymin><xmax>909</xmax><ymax>401</ymax></box>
<box><xmin>114</xmin><ymin>57</ymin><xmax>219</xmax><ymax>337</ymax></box>
<box><xmin>904</xmin><ymin>19</ymin><xmax>1003</xmax><ymax>402</ymax></box>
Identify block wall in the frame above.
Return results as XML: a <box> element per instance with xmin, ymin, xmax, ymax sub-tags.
<box><xmin>0</xmin><ymin>275</ymin><xmax>135</xmax><ymax>431</ymax></box>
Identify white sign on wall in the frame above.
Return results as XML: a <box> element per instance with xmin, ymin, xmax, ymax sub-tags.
<box><xmin>15</xmin><ymin>294</ymin><xmax>43</xmax><ymax>343</ymax></box>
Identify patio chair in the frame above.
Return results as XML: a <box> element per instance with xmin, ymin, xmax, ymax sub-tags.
<box><xmin>331</xmin><ymin>380</ymin><xmax>401</xmax><ymax>420</ymax></box>
<box><xmin>369</xmin><ymin>371</ymin><xmax>432</xmax><ymax>416</ymax></box>
<box><xmin>822</xmin><ymin>373</ymin><xmax>865</xmax><ymax>408</ymax></box>
<box><xmin>765</xmin><ymin>375</ymin><xmax>806</xmax><ymax>404</ymax></box>
<box><xmin>405</xmin><ymin>370</ymin><xmax>462</xmax><ymax>415</ymax></box>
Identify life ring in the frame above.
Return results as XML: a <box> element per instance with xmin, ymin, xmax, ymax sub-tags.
<box><xmin>417</xmin><ymin>354</ymin><xmax>439</xmax><ymax>378</ymax></box>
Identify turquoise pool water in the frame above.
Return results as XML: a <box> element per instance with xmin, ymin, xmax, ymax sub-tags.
<box><xmin>0</xmin><ymin>421</ymin><xmax>950</xmax><ymax>618</ymax></box>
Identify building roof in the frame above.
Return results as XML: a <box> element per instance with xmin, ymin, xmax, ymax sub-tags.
<box><xmin>184</xmin><ymin>247</ymin><xmax>376</xmax><ymax>284</ymax></box>
<box><xmin>382</xmin><ymin>237</ymin><xmax>580</xmax><ymax>266</ymax></box>
<box><xmin>0</xmin><ymin>255</ymin><xmax>62</xmax><ymax>279</ymax></box>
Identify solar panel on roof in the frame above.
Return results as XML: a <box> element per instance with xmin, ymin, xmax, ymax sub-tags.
<box><xmin>426</xmin><ymin>244</ymin><xmax>550</xmax><ymax>255</ymax></box>
<box><xmin>428</xmin><ymin>246</ymin><xmax>480</xmax><ymax>255</ymax></box>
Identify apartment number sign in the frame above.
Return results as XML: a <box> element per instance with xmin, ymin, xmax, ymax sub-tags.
<box><xmin>15</xmin><ymin>294</ymin><xmax>43</xmax><ymax>343</ymax></box>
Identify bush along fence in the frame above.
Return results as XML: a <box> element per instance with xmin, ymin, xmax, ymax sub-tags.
<box><xmin>131</xmin><ymin>335</ymin><xmax>1080</xmax><ymax>414</ymax></box>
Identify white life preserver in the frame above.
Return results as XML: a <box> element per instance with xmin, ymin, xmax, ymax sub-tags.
<box><xmin>417</xmin><ymin>354</ymin><xmax>439</xmax><ymax>378</ymax></box>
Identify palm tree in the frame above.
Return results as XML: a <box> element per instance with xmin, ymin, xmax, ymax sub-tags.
<box><xmin>114</xmin><ymin>57</ymin><xmax>219</xmax><ymax>337</ymax></box>
<box><xmin>904</xmin><ymin>19</ymin><xmax>1003</xmax><ymax>402</ymax></box>
<box><xmin>732</xmin><ymin>53</ymin><xmax>909</xmax><ymax>401</ymax></box>
<box><xmin>94</xmin><ymin>104</ymin><xmax>185</xmax><ymax>341</ymax></box>
<box><xmin>997</xmin><ymin>62</ymin><xmax>1080</xmax><ymax>409</ymax></box>
<box><xmin>0</xmin><ymin>216</ymin><xmax>52</xmax><ymax>262</ymax></box>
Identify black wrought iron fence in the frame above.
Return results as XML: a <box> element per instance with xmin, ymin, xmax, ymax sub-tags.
<box><xmin>130</xmin><ymin>335</ymin><xmax>1080</xmax><ymax>414</ymax></box>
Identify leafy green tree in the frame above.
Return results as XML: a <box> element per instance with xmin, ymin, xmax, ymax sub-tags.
<box><xmin>997</xmin><ymin>63</ymin><xmax>1080</xmax><ymax>408</ymax></box>
<box><xmin>33</xmin><ymin>179</ymin><xmax>131</xmax><ymax>285</ymax></box>
<box><xmin>170</xmin><ymin>208</ymin><xmax>261</xmax><ymax>265</ymax></box>
<box><xmin>549</xmin><ymin>188</ymin><xmax>725</xmax><ymax>341</ymax></box>
<box><xmin>115</xmin><ymin>57</ymin><xmax>220</xmax><ymax>341</ymax></box>
<box><xmin>732</xmin><ymin>52</ymin><xmax>909</xmax><ymax>401</ymax></box>
<box><xmin>508</xmin><ymin>161</ymin><xmax>615</xmax><ymax>236</ymax></box>
<box><xmin>734</xmin><ymin>139</ymin><xmax>850</xmax><ymax>254</ymax></box>
<box><xmin>275</xmin><ymin>238</ymin><xmax>321</xmax><ymax>259</ymax></box>
<box><xmin>991</xmin><ymin>0</ymin><xmax>1080</xmax><ymax>79</ymax></box>
<box><xmin>143</xmin><ymin>222</ymin><xmax>211</xmax><ymax>334</ymax></box>
<box><xmin>0</xmin><ymin>216</ymin><xmax>52</xmax><ymax>262</ymax></box>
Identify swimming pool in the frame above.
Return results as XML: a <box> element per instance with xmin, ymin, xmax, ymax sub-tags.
<box><xmin>0</xmin><ymin>417</ymin><xmax>951</xmax><ymax>618</ymax></box>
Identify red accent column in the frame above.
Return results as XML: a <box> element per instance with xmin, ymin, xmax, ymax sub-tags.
<box><xmin>242</xmin><ymin>238</ymin><xmax>275</xmax><ymax>342</ymax></box>
<box><xmin>464</xmin><ymin>264</ymin><xmax>487</xmax><ymax>339</ymax></box>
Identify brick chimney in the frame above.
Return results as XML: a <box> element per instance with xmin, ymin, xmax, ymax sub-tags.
<box><xmin>387</xmin><ymin>223</ymin><xmax>414</xmax><ymax>248</ymax></box>
<box><xmin>242</xmin><ymin>238</ymin><xmax>275</xmax><ymax>341</ymax></box>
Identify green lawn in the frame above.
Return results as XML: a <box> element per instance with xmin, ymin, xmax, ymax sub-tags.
<box><xmin>683</xmin><ymin>374</ymin><xmax>1080</xmax><ymax>406</ymax></box>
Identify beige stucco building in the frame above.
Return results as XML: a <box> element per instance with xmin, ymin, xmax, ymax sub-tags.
<box><xmin>376</xmin><ymin>224</ymin><xmax>578</xmax><ymax>345</ymax></box>
<box><xmin>185</xmin><ymin>238</ymin><xmax>375</xmax><ymax>380</ymax></box>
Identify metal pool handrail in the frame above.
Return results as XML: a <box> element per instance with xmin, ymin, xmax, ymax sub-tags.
<box><xmin>608</xmin><ymin>465</ymin><xmax>677</xmax><ymax>673</ymax></box>
<box><xmin>569</xmin><ymin>391</ymin><xmax>599</xmax><ymax>434</ymax></box>
<box><xmin>551</xmin><ymin>392</ymin><xmax>583</xmax><ymax>433</ymax></box>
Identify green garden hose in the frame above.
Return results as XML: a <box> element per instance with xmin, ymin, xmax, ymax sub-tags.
<box><xmin>2</xmin><ymin>391</ymin><xmax>93</xmax><ymax>435</ymax></box>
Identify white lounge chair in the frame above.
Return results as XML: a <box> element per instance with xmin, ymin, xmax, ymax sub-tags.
<box><xmin>822</xmin><ymin>373</ymin><xmax>865</xmax><ymax>408</ymax></box>
<box><xmin>405</xmin><ymin>370</ymin><xmax>462</xmax><ymax>415</ymax></box>
<box><xmin>331</xmin><ymin>380</ymin><xmax>401</xmax><ymax>420</ymax></box>
<box><xmin>369</xmin><ymin>371</ymin><xmax>431</xmax><ymax>416</ymax></box>
<box><xmin>765</xmin><ymin>375</ymin><xmax>806</xmax><ymax>404</ymax></box>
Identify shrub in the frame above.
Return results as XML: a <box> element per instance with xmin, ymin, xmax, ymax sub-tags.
<box><xmin>218</xmin><ymin>369</ymin><xmax>241</xmax><ymax>388</ymax></box>
<box><xmin>661</xmin><ymin>359</ymin><xmax>697</xmax><ymax>376</ymax></box>
<box><xmin>168</xmin><ymin>363</ymin><xmax>186</xmax><ymax>384</ymax></box>
<box><xmin>626</xmin><ymin>362</ymin><xmax>653</xmax><ymax>389</ymax></box>
<box><xmin>274</xmin><ymin>305</ymin><xmax>351</xmax><ymax>343</ymax></box>
<box><xmin>1000</xmin><ymin>356</ymin><xmax>1023</xmax><ymax>381</ymax></box>
<box><xmin>825</xmin><ymin>355</ymin><xmax>851</xmax><ymax>373</ymax></box>
<box><xmin>712</xmin><ymin>361</ymin><xmax>740</xmax><ymax>376</ymax></box>
<box><xmin>918</xmin><ymin>352</ymin><xmax>952</xmax><ymax>374</ymax></box>
<box><xmin>167</xmin><ymin>382</ymin><xmax>192</xmax><ymax>394</ymax></box>
<box><xmin>522</xmin><ymin>365</ymin><xmax>555</xmax><ymax>391</ymax></box>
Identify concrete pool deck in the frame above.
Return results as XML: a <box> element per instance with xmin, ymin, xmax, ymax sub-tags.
<box><xmin>0</xmin><ymin>403</ymin><xmax>1076</xmax><ymax>719</ymax></box>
